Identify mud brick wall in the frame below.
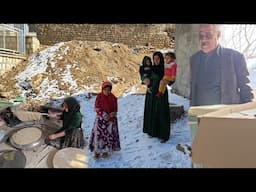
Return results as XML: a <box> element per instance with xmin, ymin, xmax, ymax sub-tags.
<box><xmin>34</xmin><ymin>24</ymin><xmax>175</xmax><ymax>48</ymax></box>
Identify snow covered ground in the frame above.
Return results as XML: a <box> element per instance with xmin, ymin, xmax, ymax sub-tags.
<box><xmin>76</xmin><ymin>88</ymin><xmax>192</xmax><ymax>168</ymax></box>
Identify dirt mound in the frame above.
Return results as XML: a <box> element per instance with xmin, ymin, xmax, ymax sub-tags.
<box><xmin>0</xmin><ymin>40</ymin><xmax>165</xmax><ymax>103</ymax></box>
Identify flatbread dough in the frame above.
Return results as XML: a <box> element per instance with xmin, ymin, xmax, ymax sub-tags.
<box><xmin>53</xmin><ymin>147</ymin><xmax>87</xmax><ymax>168</ymax></box>
<box><xmin>12</xmin><ymin>127</ymin><xmax>42</xmax><ymax>145</ymax></box>
<box><xmin>12</xmin><ymin>110</ymin><xmax>42</xmax><ymax>121</ymax></box>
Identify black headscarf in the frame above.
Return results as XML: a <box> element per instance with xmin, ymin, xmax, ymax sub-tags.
<box><xmin>152</xmin><ymin>51</ymin><xmax>164</xmax><ymax>78</ymax></box>
<box><xmin>57</xmin><ymin>97</ymin><xmax>81</xmax><ymax>133</ymax></box>
<box><xmin>142</xmin><ymin>56</ymin><xmax>152</xmax><ymax>67</ymax></box>
<box><xmin>63</xmin><ymin>97</ymin><xmax>80</xmax><ymax>115</ymax></box>
<box><xmin>62</xmin><ymin>97</ymin><xmax>81</xmax><ymax>122</ymax></box>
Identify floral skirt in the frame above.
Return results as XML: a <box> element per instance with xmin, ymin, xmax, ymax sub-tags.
<box><xmin>89</xmin><ymin>116</ymin><xmax>121</xmax><ymax>154</ymax></box>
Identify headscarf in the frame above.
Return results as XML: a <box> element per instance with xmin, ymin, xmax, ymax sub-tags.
<box><xmin>101</xmin><ymin>80</ymin><xmax>112</xmax><ymax>92</ymax></box>
<box><xmin>63</xmin><ymin>97</ymin><xmax>80</xmax><ymax>114</ymax></box>
<box><xmin>152</xmin><ymin>51</ymin><xmax>164</xmax><ymax>78</ymax></box>
<box><xmin>62</xmin><ymin>97</ymin><xmax>81</xmax><ymax>124</ymax></box>
<box><xmin>142</xmin><ymin>56</ymin><xmax>152</xmax><ymax>67</ymax></box>
<box><xmin>95</xmin><ymin>81</ymin><xmax>117</xmax><ymax>115</ymax></box>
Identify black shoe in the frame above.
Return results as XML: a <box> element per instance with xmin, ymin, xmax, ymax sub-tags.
<box><xmin>160</xmin><ymin>139</ymin><xmax>168</xmax><ymax>143</ymax></box>
<box><xmin>176</xmin><ymin>144</ymin><xmax>186</xmax><ymax>154</ymax></box>
<box><xmin>93</xmin><ymin>153</ymin><xmax>100</xmax><ymax>160</ymax></box>
<box><xmin>102</xmin><ymin>152</ymin><xmax>109</xmax><ymax>159</ymax></box>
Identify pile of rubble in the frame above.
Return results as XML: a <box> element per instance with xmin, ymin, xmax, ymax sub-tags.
<box><xmin>1</xmin><ymin>40</ymin><xmax>163</xmax><ymax>102</ymax></box>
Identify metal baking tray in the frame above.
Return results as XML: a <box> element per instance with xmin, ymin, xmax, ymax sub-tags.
<box><xmin>9</xmin><ymin>127</ymin><xmax>45</xmax><ymax>151</ymax></box>
<box><xmin>0</xmin><ymin>150</ymin><xmax>26</xmax><ymax>168</ymax></box>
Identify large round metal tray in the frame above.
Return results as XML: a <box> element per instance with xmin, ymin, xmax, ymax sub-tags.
<box><xmin>9</xmin><ymin>127</ymin><xmax>45</xmax><ymax>150</ymax></box>
<box><xmin>53</xmin><ymin>147</ymin><xmax>87</xmax><ymax>168</ymax></box>
<box><xmin>0</xmin><ymin>150</ymin><xmax>26</xmax><ymax>168</ymax></box>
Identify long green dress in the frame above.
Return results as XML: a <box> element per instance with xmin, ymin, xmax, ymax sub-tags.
<box><xmin>143</xmin><ymin>71</ymin><xmax>171</xmax><ymax>140</ymax></box>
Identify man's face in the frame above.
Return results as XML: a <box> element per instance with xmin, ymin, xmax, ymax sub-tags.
<box><xmin>199</xmin><ymin>25</ymin><xmax>220</xmax><ymax>53</ymax></box>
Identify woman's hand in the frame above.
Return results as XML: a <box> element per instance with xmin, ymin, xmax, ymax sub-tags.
<box><xmin>48</xmin><ymin>109</ymin><xmax>62</xmax><ymax>119</ymax></box>
<box><xmin>49</xmin><ymin>132</ymin><xmax>65</xmax><ymax>140</ymax></box>
<box><xmin>49</xmin><ymin>134</ymin><xmax>57</xmax><ymax>140</ymax></box>
<box><xmin>48</xmin><ymin>113</ymin><xmax>57</xmax><ymax>118</ymax></box>
<box><xmin>48</xmin><ymin>113</ymin><xmax>61</xmax><ymax>119</ymax></box>
<box><xmin>110</xmin><ymin>112</ymin><xmax>116</xmax><ymax>118</ymax></box>
<box><xmin>104</xmin><ymin>114</ymin><xmax>111</xmax><ymax>121</ymax></box>
<box><xmin>143</xmin><ymin>78</ymin><xmax>150</xmax><ymax>86</ymax></box>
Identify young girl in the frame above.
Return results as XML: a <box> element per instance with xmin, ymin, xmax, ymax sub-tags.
<box><xmin>139</xmin><ymin>56</ymin><xmax>153</xmax><ymax>93</ymax></box>
<box><xmin>48</xmin><ymin>97</ymin><xmax>84</xmax><ymax>149</ymax></box>
<box><xmin>156</xmin><ymin>52</ymin><xmax>177</xmax><ymax>97</ymax></box>
<box><xmin>89</xmin><ymin>81</ymin><xmax>121</xmax><ymax>159</ymax></box>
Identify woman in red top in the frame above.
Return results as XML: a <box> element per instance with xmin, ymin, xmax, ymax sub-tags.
<box><xmin>89</xmin><ymin>81</ymin><xmax>121</xmax><ymax>160</ymax></box>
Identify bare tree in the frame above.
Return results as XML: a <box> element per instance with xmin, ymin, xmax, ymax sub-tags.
<box><xmin>221</xmin><ymin>24</ymin><xmax>256</xmax><ymax>59</ymax></box>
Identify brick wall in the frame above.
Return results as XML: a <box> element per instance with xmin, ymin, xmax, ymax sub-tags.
<box><xmin>34</xmin><ymin>24</ymin><xmax>175</xmax><ymax>48</ymax></box>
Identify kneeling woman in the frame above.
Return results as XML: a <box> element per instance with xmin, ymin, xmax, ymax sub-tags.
<box><xmin>89</xmin><ymin>81</ymin><xmax>121</xmax><ymax>159</ymax></box>
<box><xmin>48</xmin><ymin>97</ymin><xmax>84</xmax><ymax>149</ymax></box>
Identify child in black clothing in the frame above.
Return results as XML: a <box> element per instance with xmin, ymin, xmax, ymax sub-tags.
<box><xmin>139</xmin><ymin>56</ymin><xmax>153</xmax><ymax>93</ymax></box>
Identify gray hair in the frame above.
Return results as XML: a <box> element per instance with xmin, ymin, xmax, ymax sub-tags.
<box><xmin>199</xmin><ymin>24</ymin><xmax>222</xmax><ymax>32</ymax></box>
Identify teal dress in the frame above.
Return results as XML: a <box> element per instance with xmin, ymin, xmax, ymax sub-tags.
<box><xmin>143</xmin><ymin>72</ymin><xmax>171</xmax><ymax>140</ymax></box>
<box><xmin>48</xmin><ymin>112</ymin><xmax>84</xmax><ymax>149</ymax></box>
<box><xmin>59</xmin><ymin>112</ymin><xmax>84</xmax><ymax>149</ymax></box>
<box><xmin>59</xmin><ymin>112</ymin><xmax>82</xmax><ymax>133</ymax></box>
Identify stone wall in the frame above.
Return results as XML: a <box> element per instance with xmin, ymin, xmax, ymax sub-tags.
<box><xmin>33</xmin><ymin>24</ymin><xmax>175</xmax><ymax>48</ymax></box>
